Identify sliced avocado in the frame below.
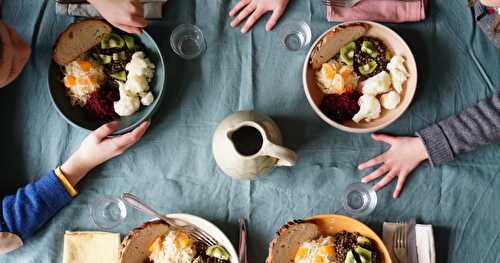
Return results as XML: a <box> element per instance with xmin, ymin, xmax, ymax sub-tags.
<box><xmin>361</xmin><ymin>40</ymin><xmax>379</xmax><ymax>58</ymax></box>
<box><xmin>357</xmin><ymin>236</ymin><xmax>372</xmax><ymax>245</ymax></box>
<box><xmin>119</xmin><ymin>51</ymin><xmax>127</xmax><ymax>60</ymax></box>
<box><xmin>111</xmin><ymin>71</ymin><xmax>127</xmax><ymax>81</ymax></box>
<box><xmin>385</xmin><ymin>49</ymin><xmax>392</xmax><ymax>61</ymax></box>
<box><xmin>340</xmin><ymin>42</ymin><xmax>356</xmax><ymax>66</ymax></box>
<box><xmin>206</xmin><ymin>245</ymin><xmax>230</xmax><ymax>261</ymax></box>
<box><xmin>345</xmin><ymin>250</ymin><xmax>356</xmax><ymax>263</ymax></box>
<box><xmin>112</xmin><ymin>53</ymin><xmax>119</xmax><ymax>61</ymax></box>
<box><xmin>358</xmin><ymin>60</ymin><xmax>378</xmax><ymax>75</ymax></box>
<box><xmin>99</xmin><ymin>54</ymin><xmax>112</xmax><ymax>64</ymax></box>
<box><xmin>122</xmin><ymin>35</ymin><xmax>136</xmax><ymax>50</ymax></box>
<box><xmin>101</xmin><ymin>33</ymin><xmax>125</xmax><ymax>49</ymax></box>
<box><xmin>355</xmin><ymin>246</ymin><xmax>372</xmax><ymax>263</ymax></box>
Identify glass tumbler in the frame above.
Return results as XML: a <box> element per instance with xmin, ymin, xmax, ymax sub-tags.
<box><xmin>278</xmin><ymin>20</ymin><xmax>312</xmax><ymax>51</ymax></box>
<box><xmin>170</xmin><ymin>24</ymin><xmax>206</xmax><ymax>59</ymax></box>
<box><xmin>89</xmin><ymin>196</ymin><xmax>127</xmax><ymax>230</ymax></box>
<box><xmin>341</xmin><ymin>182</ymin><xmax>377</xmax><ymax>217</ymax></box>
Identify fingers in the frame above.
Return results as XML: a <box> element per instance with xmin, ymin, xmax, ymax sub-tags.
<box><xmin>265</xmin><ymin>6</ymin><xmax>286</xmax><ymax>32</ymax></box>
<box><xmin>116</xmin><ymin>24</ymin><xmax>143</xmax><ymax>34</ymax></box>
<box><xmin>358</xmin><ymin>153</ymin><xmax>386</xmax><ymax>170</ymax></box>
<box><xmin>93</xmin><ymin>121</ymin><xmax>119</xmax><ymax>141</ymax></box>
<box><xmin>393</xmin><ymin>171</ymin><xmax>409</xmax><ymax>198</ymax></box>
<box><xmin>110</xmin><ymin>120</ymin><xmax>150</xmax><ymax>152</ymax></box>
<box><xmin>361</xmin><ymin>164</ymin><xmax>389</xmax><ymax>183</ymax></box>
<box><xmin>229</xmin><ymin>0</ymin><xmax>251</xmax><ymax>17</ymax></box>
<box><xmin>371</xmin><ymin>133</ymin><xmax>396</xmax><ymax>144</ymax></box>
<box><xmin>230</xmin><ymin>2</ymin><xmax>257</xmax><ymax>28</ymax></box>
<box><xmin>372</xmin><ymin>170</ymin><xmax>398</xmax><ymax>192</ymax></box>
<box><xmin>241</xmin><ymin>8</ymin><xmax>265</xmax><ymax>33</ymax></box>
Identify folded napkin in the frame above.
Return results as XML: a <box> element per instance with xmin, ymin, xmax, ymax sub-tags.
<box><xmin>0</xmin><ymin>21</ymin><xmax>31</xmax><ymax>88</ymax></box>
<box><xmin>383</xmin><ymin>222</ymin><xmax>436</xmax><ymax>263</ymax></box>
<box><xmin>327</xmin><ymin>0</ymin><xmax>428</xmax><ymax>23</ymax></box>
<box><xmin>63</xmin><ymin>231</ymin><xmax>121</xmax><ymax>263</ymax></box>
<box><xmin>56</xmin><ymin>0</ymin><xmax>168</xmax><ymax>19</ymax></box>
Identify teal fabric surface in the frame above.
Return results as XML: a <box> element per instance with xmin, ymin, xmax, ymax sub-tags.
<box><xmin>1</xmin><ymin>0</ymin><xmax>499</xmax><ymax>262</ymax></box>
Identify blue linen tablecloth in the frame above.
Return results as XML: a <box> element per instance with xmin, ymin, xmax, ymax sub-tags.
<box><xmin>1</xmin><ymin>0</ymin><xmax>499</xmax><ymax>262</ymax></box>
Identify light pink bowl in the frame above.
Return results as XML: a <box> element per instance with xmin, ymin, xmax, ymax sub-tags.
<box><xmin>303</xmin><ymin>21</ymin><xmax>418</xmax><ymax>133</ymax></box>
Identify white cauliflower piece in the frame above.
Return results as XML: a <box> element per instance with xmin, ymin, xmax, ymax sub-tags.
<box><xmin>361</xmin><ymin>71</ymin><xmax>392</xmax><ymax>95</ymax></box>
<box><xmin>114</xmin><ymin>81</ymin><xmax>140</xmax><ymax>116</ymax></box>
<box><xmin>353</xmin><ymin>94</ymin><xmax>381</xmax><ymax>123</ymax></box>
<box><xmin>140</xmin><ymin>92</ymin><xmax>154</xmax><ymax>106</ymax></box>
<box><xmin>380</xmin><ymin>91</ymin><xmax>401</xmax><ymax>110</ymax></box>
<box><xmin>387</xmin><ymin>55</ymin><xmax>409</xmax><ymax>93</ymax></box>
<box><xmin>125</xmin><ymin>51</ymin><xmax>155</xmax><ymax>81</ymax></box>
<box><xmin>125</xmin><ymin>74</ymin><xmax>149</xmax><ymax>94</ymax></box>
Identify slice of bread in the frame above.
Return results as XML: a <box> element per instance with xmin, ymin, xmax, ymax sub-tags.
<box><xmin>266</xmin><ymin>220</ymin><xmax>321</xmax><ymax>263</ymax></box>
<box><xmin>120</xmin><ymin>220</ymin><xmax>171</xmax><ymax>263</ymax></box>
<box><xmin>53</xmin><ymin>19</ymin><xmax>112</xmax><ymax>65</ymax></box>
<box><xmin>310</xmin><ymin>23</ymin><xmax>368</xmax><ymax>69</ymax></box>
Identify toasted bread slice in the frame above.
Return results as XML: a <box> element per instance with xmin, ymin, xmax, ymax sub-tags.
<box><xmin>53</xmin><ymin>19</ymin><xmax>112</xmax><ymax>65</ymax></box>
<box><xmin>310</xmin><ymin>23</ymin><xmax>368</xmax><ymax>69</ymax></box>
<box><xmin>266</xmin><ymin>220</ymin><xmax>321</xmax><ymax>263</ymax></box>
<box><xmin>120</xmin><ymin>220</ymin><xmax>171</xmax><ymax>263</ymax></box>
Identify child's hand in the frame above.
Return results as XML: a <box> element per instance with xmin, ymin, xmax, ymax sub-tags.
<box><xmin>88</xmin><ymin>0</ymin><xmax>147</xmax><ymax>34</ymax></box>
<box><xmin>61</xmin><ymin>121</ymin><xmax>150</xmax><ymax>186</ymax></box>
<box><xmin>229</xmin><ymin>0</ymin><xmax>289</xmax><ymax>33</ymax></box>
<box><xmin>358</xmin><ymin>134</ymin><xmax>429</xmax><ymax>198</ymax></box>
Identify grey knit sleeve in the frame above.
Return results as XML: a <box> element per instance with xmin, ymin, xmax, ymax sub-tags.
<box><xmin>416</xmin><ymin>92</ymin><xmax>500</xmax><ymax>166</ymax></box>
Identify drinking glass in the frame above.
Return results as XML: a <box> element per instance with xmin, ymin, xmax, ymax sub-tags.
<box><xmin>170</xmin><ymin>24</ymin><xmax>206</xmax><ymax>59</ymax></box>
<box><xmin>89</xmin><ymin>196</ymin><xmax>127</xmax><ymax>230</ymax></box>
<box><xmin>278</xmin><ymin>20</ymin><xmax>312</xmax><ymax>51</ymax></box>
<box><xmin>341</xmin><ymin>182</ymin><xmax>377</xmax><ymax>217</ymax></box>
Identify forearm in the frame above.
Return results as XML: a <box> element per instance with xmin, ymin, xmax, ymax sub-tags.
<box><xmin>417</xmin><ymin>92</ymin><xmax>500</xmax><ymax>165</ymax></box>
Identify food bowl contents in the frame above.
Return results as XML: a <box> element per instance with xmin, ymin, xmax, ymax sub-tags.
<box><xmin>147</xmin><ymin>230</ymin><xmax>230</xmax><ymax>263</ymax></box>
<box><xmin>294</xmin><ymin>236</ymin><xmax>336</xmax><ymax>263</ymax></box>
<box><xmin>55</xmin><ymin>20</ymin><xmax>156</xmax><ymax>123</ymax></box>
<box><xmin>309</xmin><ymin>23</ymin><xmax>409</xmax><ymax>125</ymax></box>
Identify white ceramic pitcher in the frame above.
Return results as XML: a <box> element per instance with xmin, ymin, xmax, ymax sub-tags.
<box><xmin>212</xmin><ymin>111</ymin><xmax>297</xmax><ymax>180</ymax></box>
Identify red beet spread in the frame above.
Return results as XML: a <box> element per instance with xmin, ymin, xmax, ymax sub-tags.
<box><xmin>84</xmin><ymin>88</ymin><xmax>119</xmax><ymax>122</ymax></box>
<box><xmin>320</xmin><ymin>91</ymin><xmax>362</xmax><ymax>123</ymax></box>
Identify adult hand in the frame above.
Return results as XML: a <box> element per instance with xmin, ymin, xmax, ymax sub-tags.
<box><xmin>61</xmin><ymin>120</ymin><xmax>150</xmax><ymax>186</ymax></box>
<box><xmin>358</xmin><ymin>134</ymin><xmax>429</xmax><ymax>198</ymax></box>
<box><xmin>88</xmin><ymin>0</ymin><xmax>147</xmax><ymax>34</ymax></box>
<box><xmin>229</xmin><ymin>0</ymin><xmax>289</xmax><ymax>33</ymax></box>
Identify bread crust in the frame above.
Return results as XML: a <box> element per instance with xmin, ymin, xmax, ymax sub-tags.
<box><xmin>120</xmin><ymin>220</ymin><xmax>171</xmax><ymax>263</ymax></box>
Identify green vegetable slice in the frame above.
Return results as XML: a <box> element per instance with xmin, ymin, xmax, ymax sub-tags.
<box><xmin>361</xmin><ymin>40</ymin><xmax>379</xmax><ymax>58</ymax></box>
<box><xmin>206</xmin><ymin>245</ymin><xmax>230</xmax><ymax>261</ymax></box>
<box><xmin>111</xmin><ymin>71</ymin><xmax>127</xmax><ymax>81</ymax></box>
<box><xmin>385</xmin><ymin>49</ymin><xmax>392</xmax><ymax>61</ymax></box>
<box><xmin>358</xmin><ymin>60</ymin><xmax>378</xmax><ymax>75</ymax></box>
<box><xmin>340</xmin><ymin>42</ymin><xmax>356</xmax><ymax>66</ymax></box>
<box><xmin>344</xmin><ymin>250</ymin><xmax>356</xmax><ymax>263</ymax></box>
<box><xmin>101</xmin><ymin>33</ymin><xmax>125</xmax><ymax>49</ymax></box>
<box><xmin>119</xmin><ymin>51</ymin><xmax>127</xmax><ymax>61</ymax></box>
<box><xmin>357</xmin><ymin>236</ymin><xmax>371</xmax><ymax>245</ymax></box>
<box><xmin>122</xmin><ymin>35</ymin><xmax>136</xmax><ymax>50</ymax></box>
<box><xmin>112</xmin><ymin>53</ymin><xmax>119</xmax><ymax>61</ymax></box>
<box><xmin>355</xmin><ymin>246</ymin><xmax>372</xmax><ymax>263</ymax></box>
<box><xmin>99</xmin><ymin>54</ymin><xmax>112</xmax><ymax>64</ymax></box>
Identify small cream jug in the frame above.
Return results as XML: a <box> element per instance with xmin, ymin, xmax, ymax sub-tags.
<box><xmin>212</xmin><ymin>111</ymin><xmax>297</xmax><ymax>180</ymax></box>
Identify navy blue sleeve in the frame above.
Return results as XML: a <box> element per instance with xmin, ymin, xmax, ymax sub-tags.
<box><xmin>0</xmin><ymin>171</ymin><xmax>72</xmax><ymax>240</ymax></box>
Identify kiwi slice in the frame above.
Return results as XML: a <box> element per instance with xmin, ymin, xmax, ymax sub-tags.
<box><xmin>355</xmin><ymin>246</ymin><xmax>372</xmax><ymax>263</ymax></box>
<box><xmin>206</xmin><ymin>245</ymin><xmax>230</xmax><ymax>261</ymax></box>
<box><xmin>358</xmin><ymin>60</ymin><xmax>378</xmax><ymax>75</ymax></box>
<box><xmin>340</xmin><ymin>42</ymin><xmax>356</xmax><ymax>66</ymax></box>
<box><xmin>345</xmin><ymin>250</ymin><xmax>356</xmax><ymax>263</ymax></box>
<box><xmin>361</xmin><ymin>40</ymin><xmax>379</xmax><ymax>58</ymax></box>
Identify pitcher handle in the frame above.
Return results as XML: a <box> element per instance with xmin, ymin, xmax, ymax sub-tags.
<box><xmin>262</xmin><ymin>142</ymin><xmax>297</xmax><ymax>167</ymax></box>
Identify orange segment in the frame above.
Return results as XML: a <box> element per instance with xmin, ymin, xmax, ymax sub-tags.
<box><xmin>339</xmin><ymin>65</ymin><xmax>353</xmax><ymax>78</ymax></box>
<box><xmin>77</xmin><ymin>60</ymin><xmax>92</xmax><ymax>72</ymax></box>
<box><xmin>312</xmin><ymin>255</ymin><xmax>324</xmax><ymax>263</ymax></box>
<box><xmin>295</xmin><ymin>247</ymin><xmax>309</xmax><ymax>261</ymax></box>
<box><xmin>319</xmin><ymin>245</ymin><xmax>334</xmax><ymax>256</ymax></box>
<box><xmin>332</xmin><ymin>74</ymin><xmax>345</xmax><ymax>94</ymax></box>
<box><xmin>321</xmin><ymin>63</ymin><xmax>336</xmax><ymax>80</ymax></box>
<box><xmin>63</xmin><ymin>75</ymin><xmax>76</xmax><ymax>87</ymax></box>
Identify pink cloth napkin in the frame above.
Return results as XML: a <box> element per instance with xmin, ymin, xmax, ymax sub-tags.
<box><xmin>0</xmin><ymin>21</ymin><xmax>31</xmax><ymax>88</ymax></box>
<box><xmin>327</xmin><ymin>0</ymin><xmax>428</xmax><ymax>23</ymax></box>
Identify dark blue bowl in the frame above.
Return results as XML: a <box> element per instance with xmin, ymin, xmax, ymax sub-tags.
<box><xmin>48</xmin><ymin>30</ymin><xmax>165</xmax><ymax>135</ymax></box>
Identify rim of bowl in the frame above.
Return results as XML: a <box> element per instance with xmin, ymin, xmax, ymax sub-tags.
<box><xmin>302</xmin><ymin>20</ymin><xmax>418</xmax><ymax>133</ymax></box>
<box><xmin>47</xmin><ymin>29</ymin><xmax>166</xmax><ymax>135</ymax></box>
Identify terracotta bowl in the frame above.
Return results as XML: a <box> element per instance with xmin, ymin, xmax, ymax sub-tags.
<box><xmin>303</xmin><ymin>21</ymin><xmax>417</xmax><ymax>133</ymax></box>
<box><xmin>305</xmin><ymin>214</ymin><xmax>392</xmax><ymax>263</ymax></box>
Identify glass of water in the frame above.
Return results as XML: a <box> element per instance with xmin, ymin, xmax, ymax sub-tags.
<box><xmin>90</xmin><ymin>196</ymin><xmax>127</xmax><ymax>230</ymax></box>
<box><xmin>278</xmin><ymin>20</ymin><xmax>312</xmax><ymax>51</ymax></box>
<box><xmin>341</xmin><ymin>182</ymin><xmax>377</xmax><ymax>217</ymax></box>
<box><xmin>170</xmin><ymin>24</ymin><xmax>206</xmax><ymax>59</ymax></box>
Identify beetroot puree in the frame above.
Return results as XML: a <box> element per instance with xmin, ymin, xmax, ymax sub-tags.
<box><xmin>84</xmin><ymin>88</ymin><xmax>119</xmax><ymax>122</ymax></box>
<box><xmin>320</xmin><ymin>91</ymin><xmax>362</xmax><ymax>123</ymax></box>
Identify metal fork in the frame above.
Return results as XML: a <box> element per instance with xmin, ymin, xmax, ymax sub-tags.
<box><xmin>121</xmin><ymin>193</ymin><xmax>218</xmax><ymax>246</ymax></box>
<box><xmin>393</xmin><ymin>221</ymin><xmax>408</xmax><ymax>263</ymax></box>
<box><xmin>321</xmin><ymin>0</ymin><xmax>363</xmax><ymax>7</ymax></box>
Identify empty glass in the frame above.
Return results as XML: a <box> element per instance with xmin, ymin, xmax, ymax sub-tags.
<box><xmin>341</xmin><ymin>182</ymin><xmax>377</xmax><ymax>217</ymax></box>
<box><xmin>90</xmin><ymin>196</ymin><xmax>127</xmax><ymax>230</ymax></box>
<box><xmin>170</xmin><ymin>24</ymin><xmax>206</xmax><ymax>59</ymax></box>
<box><xmin>278</xmin><ymin>20</ymin><xmax>312</xmax><ymax>51</ymax></box>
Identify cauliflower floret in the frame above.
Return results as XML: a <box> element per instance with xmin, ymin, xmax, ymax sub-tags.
<box><xmin>140</xmin><ymin>92</ymin><xmax>154</xmax><ymax>106</ymax></box>
<box><xmin>125</xmin><ymin>74</ymin><xmax>149</xmax><ymax>94</ymax></box>
<box><xmin>361</xmin><ymin>71</ymin><xmax>392</xmax><ymax>95</ymax></box>
<box><xmin>380</xmin><ymin>91</ymin><xmax>401</xmax><ymax>110</ymax></box>
<box><xmin>387</xmin><ymin>55</ymin><xmax>409</xmax><ymax>93</ymax></box>
<box><xmin>353</xmin><ymin>94</ymin><xmax>381</xmax><ymax>123</ymax></box>
<box><xmin>114</xmin><ymin>81</ymin><xmax>140</xmax><ymax>116</ymax></box>
<box><xmin>126</xmin><ymin>51</ymin><xmax>155</xmax><ymax>81</ymax></box>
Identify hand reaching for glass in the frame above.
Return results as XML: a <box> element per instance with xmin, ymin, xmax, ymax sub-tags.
<box><xmin>88</xmin><ymin>0</ymin><xmax>147</xmax><ymax>34</ymax></box>
<box><xmin>358</xmin><ymin>134</ymin><xmax>429</xmax><ymax>199</ymax></box>
<box><xmin>229</xmin><ymin>0</ymin><xmax>290</xmax><ymax>33</ymax></box>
